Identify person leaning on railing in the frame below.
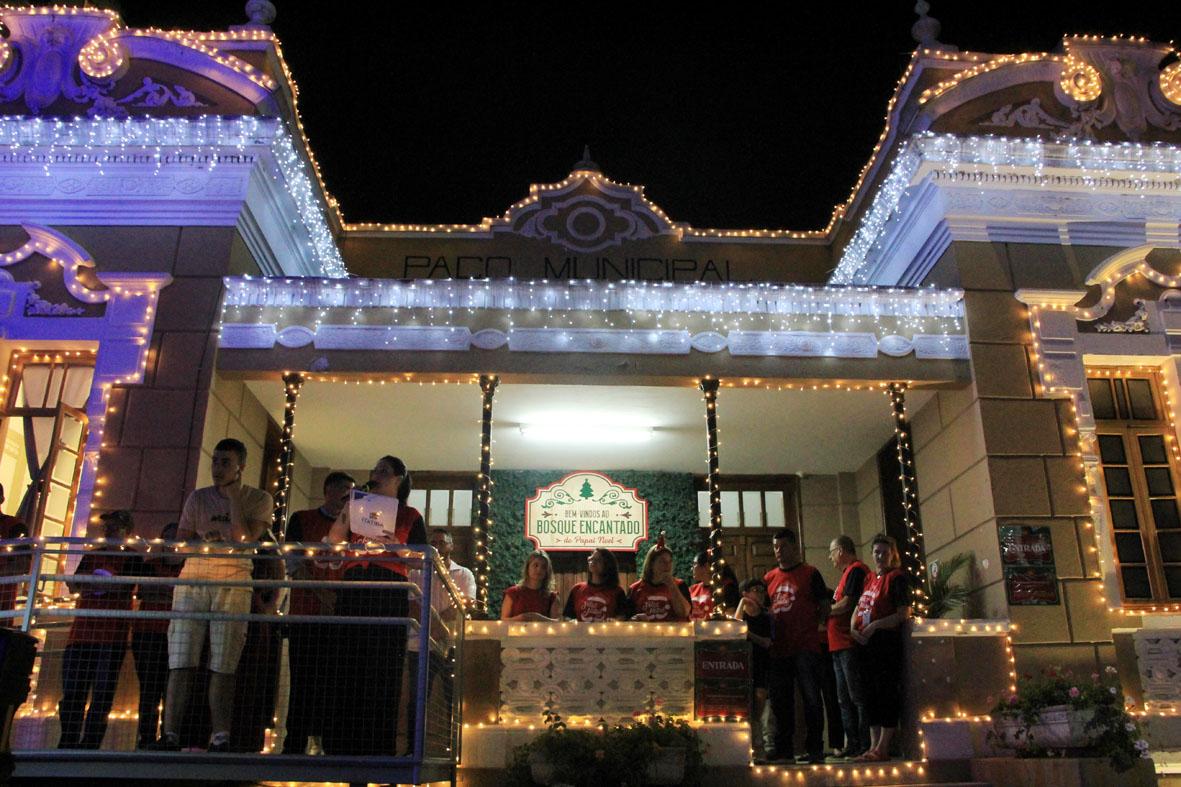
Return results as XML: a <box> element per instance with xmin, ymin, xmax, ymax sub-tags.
<box><xmin>627</xmin><ymin>539</ymin><xmax>692</xmax><ymax>622</ymax></box>
<box><xmin>57</xmin><ymin>510</ymin><xmax>140</xmax><ymax>750</ymax></box>
<box><xmin>563</xmin><ymin>547</ymin><xmax>630</xmax><ymax>622</ymax></box>
<box><xmin>849</xmin><ymin>533</ymin><xmax>912</xmax><ymax>763</ymax></box>
<box><xmin>148</xmin><ymin>437</ymin><xmax>274</xmax><ymax>753</ymax></box>
<box><xmin>280</xmin><ymin>470</ymin><xmax>355</xmax><ymax>755</ymax></box>
<box><xmin>127</xmin><ymin>521</ymin><xmax>181</xmax><ymax>749</ymax></box>
<box><xmin>323</xmin><ymin>455</ymin><xmax>426</xmax><ymax>757</ymax></box>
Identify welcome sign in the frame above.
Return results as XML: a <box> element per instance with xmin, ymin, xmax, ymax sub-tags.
<box><xmin>525</xmin><ymin>471</ymin><xmax>649</xmax><ymax>551</ymax></box>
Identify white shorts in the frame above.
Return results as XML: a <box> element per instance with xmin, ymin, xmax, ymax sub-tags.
<box><xmin>167</xmin><ymin>584</ymin><xmax>253</xmax><ymax>674</ymax></box>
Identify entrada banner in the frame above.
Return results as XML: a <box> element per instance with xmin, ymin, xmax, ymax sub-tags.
<box><xmin>525</xmin><ymin>471</ymin><xmax>649</xmax><ymax>551</ymax></box>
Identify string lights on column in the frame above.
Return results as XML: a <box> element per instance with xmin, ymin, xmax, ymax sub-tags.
<box><xmin>699</xmin><ymin>376</ymin><xmax>726</xmax><ymax>616</ymax></box>
<box><xmin>887</xmin><ymin>382</ymin><xmax>929</xmax><ymax>615</ymax></box>
<box><xmin>475</xmin><ymin>374</ymin><xmax>500</xmax><ymax>615</ymax></box>
<box><xmin>272</xmin><ymin>371</ymin><xmax>303</xmax><ymax>538</ymax></box>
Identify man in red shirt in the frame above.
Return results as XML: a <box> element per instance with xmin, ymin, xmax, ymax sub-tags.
<box><xmin>763</xmin><ymin>528</ymin><xmax>830</xmax><ymax>764</ymax></box>
<box><xmin>827</xmin><ymin>535</ymin><xmax>870</xmax><ymax>758</ymax></box>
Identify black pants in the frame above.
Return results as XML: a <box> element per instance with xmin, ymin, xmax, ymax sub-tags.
<box><xmin>283</xmin><ymin>622</ymin><xmax>334</xmax><ymax>754</ymax></box>
<box><xmin>130</xmin><ymin>632</ymin><xmax>169</xmax><ymax>745</ymax></box>
<box><xmin>861</xmin><ymin>631</ymin><xmax>904</xmax><ymax>728</ymax></box>
<box><xmin>322</xmin><ymin>566</ymin><xmax>408</xmax><ymax>756</ymax></box>
<box><xmin>58</xmin><ymin>642</ymin><xmax>126</xmax><ymax>749</ymax></box>
<box><xmin>767</xmin><ymin>650</ymin><xmax>825</xmax><ymax>758</ymax></box>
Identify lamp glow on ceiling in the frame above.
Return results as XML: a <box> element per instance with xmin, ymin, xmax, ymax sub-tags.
<box><xmin>517</xmin><ymin>415</ymin><xmax>655</xmax><ymax>444</ymax></box>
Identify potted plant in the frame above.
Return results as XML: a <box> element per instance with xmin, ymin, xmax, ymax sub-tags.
<box><xmin>925</xmin><ymin>551</ymin><xmax>972</xmax><ymax>618</ymax></box>
<box><xmin>988</xmin><ymin>666</ymin><xmax>1150</xmax><ymax>773</ymax></box>
<box><xmin>507</xmin><ymin>709</ymin><xmax>705</xmax><ymax>786</ymax></box>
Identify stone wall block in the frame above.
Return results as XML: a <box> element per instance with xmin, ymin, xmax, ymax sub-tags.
<box><xmin>954</xmin><ymin>242</ymin><xmax>1014</xmax><ymax>291</ymax></box>
<box><xmin>971</xmin><ymin>343</ymin><xmax>1033</xmax><ymax>398</ymax></box>
<box><xmin>978</xmin><ymin>399</ymin><xmax>1063</xmax><ymax>455</ymax></box>
<box><xmin>121</xmin><ymin>389</ymin><xmax>196</xmax><ymax>448</ymax></box>
<box><xmin>93</xmin><ymin>446</ymin><xmax>141</xmax><ymax>510</ymax></box>
<box><xmin>949</xmin><ymin>459</ymin><xmax>996</xmax><ymax>536</ymax></box>
<box><xmin>988</xmin><ymin>457</ymin><xmax>1051</xmax><ymax>516</ymax></box>
<box><xmin>1044</xmin><ymin>518</ymin><xmax>1084</xmax><ymax>578</ymax></box>
<box><xmin>964</xmin><ymin>291</ymin><xmax>1028</xmax><ymax>344</ymax></box>
<box><xmin>154</xmin><ymin>332</ymin><xmax>212</xmax><ymax>391</ymax></box>
<box><xmin>1006</xmin><ymin>243</ymin><xmax>1076</xmax><ymax>291</ymax></box>
<box><xmin>915</xmin><ymin>404</ymin><xmax>987</xmax><ymax>495</ymax></box>
<box><xmin>1045</xmin><ymin>456</ymin><xmax>1090</xmax><ymax>517</ymax></box>
<box><xmin>1010</xmin><ymin>601</ymin><xmax>1072</xmax><ymax>644</ymax></box>
<box><xmin>919</xmin><ymin>486</ymin><xmax>955</xmax><ymax>553</ymax></box>
<box><xmin>1063</xmin><ymin>580</ymin><xmax>1116</xmax><ymax>643</ymax></box>
<box><xmin>174</xmin><ymin>227</ymin><xmax>235</xmax><ymax>277</ymax></box>
<box><xmin>152</xmin><ymin>278</ymin><xmax>224</xmax><ymax>332</ymax></box>
<box><xmin>134</xmin><ymin>448</ymin><xmax>189</xmax><ymax>512</ymax></box>
<box><xmin>910</xmin><ymin>394</ymin><xmax>942</xmax><ymax>453</ymax></box>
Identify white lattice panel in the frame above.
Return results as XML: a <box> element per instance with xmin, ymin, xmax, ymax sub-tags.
<box><xmin>1133</xmin><ymin>630</ymin><xmax>1181</xmax><ymax>710</ymax></box>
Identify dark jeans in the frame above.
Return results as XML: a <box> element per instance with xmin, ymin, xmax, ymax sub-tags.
<box><xmin>821</xmin><ymin>646</ymin><xmax>843</xmax><ymax>751</ymax></box>
<box><xmin>322</xmin><ymin>565</ymin><xmax>408</xmax><ymax>756</ymax></box>
<box><xmin>861</xmin><ymin>631</ymin><xmax>904</xmax><ymax>728</ymax></box>
<box><xmin>130</xmin><ymin>632</ymin><xmax>169</xmax><ymax>745</ymax></box>
<box><xmin>832</xmin><ymin>647</ymin><xmax>869</xmax><ymax>754</ymax></box>
<box><xmin>767</xmin><ymin>650</ymin><xmax>824</xmax><ymax>758</ymax></box>
<box><xmin>283</xmin><ymin>622</ymin><xmax>334</xmax><ymax>754</ymax></box>
<box><xmin>58</xmin><ymin>642</ymin><xmax>126</xmax><ymax>749</ymax></box>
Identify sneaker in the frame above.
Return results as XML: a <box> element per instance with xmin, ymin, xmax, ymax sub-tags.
<box><xmin>208</xmin><ymin>732</ymin><xmax>231</xmax><ymax>753</ymax></box>
<box><xmin>796</xmin><ymin>752</ymin><xmax>826</xmax><ymax>765</ymax></box>
<box><xmin>145</xmin><ymin>733</ymin><xmax>181</xmax><ymax>751</ymax></box>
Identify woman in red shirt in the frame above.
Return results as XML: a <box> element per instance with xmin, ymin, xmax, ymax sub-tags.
<box><xmin>501</xmin><ymin>549</ymin><xmax>560</xmax><ymax>621</ymax></box>
<box><xmin>324</xmin><ymin>455</ymin><xmax>427</xmax><ymax>756</ymax></box>
<box><xmin>563</xmin><ymin>548</ymin><xmax>629</xmax><ymax>621</ymax></box>
<box><xmin>850</xmin><ymin>533</ymin><xmax>912</xmax><ymax>762</ymax></box>
<box><xmin>627</xmin><ymin>542</ymin><xmax>691</xmax><ymax>622</ymax></box>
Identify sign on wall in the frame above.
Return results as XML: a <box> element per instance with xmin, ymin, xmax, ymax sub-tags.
<box><xmin>999</xmin><ymin>524</ymin><xmax>1060</xmax><ymax>606</ymax></box>
<box><xmin>524</xmin><ymin>471</ymin><xmax>649</xmax><ymax>552</ymax></box>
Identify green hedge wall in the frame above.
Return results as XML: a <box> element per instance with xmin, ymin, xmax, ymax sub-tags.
<box><xmin>487</xmin><ymin>469</ymin><xmax>702</xmax><ymax>614</ymax></box>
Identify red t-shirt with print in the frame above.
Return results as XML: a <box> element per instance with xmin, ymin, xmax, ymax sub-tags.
<box><xmin>763</xmin><ymin>562</ymin><xmax>826</xmax><ymax>656</ymax></box>
<box><xmin>689</xmin><ymin>581</ymin><xmax>714</xmax><ymax>620</ymax></box>
<box><xmin>853</xmin><ymin>568</ymin><xmax>911</xmax><ymax>632</ymax></box>
<box><xmin>627</xmin><ymin>578</ymin><xmax>690</xmax><ymax>622</ymax></box>
<box><xmin>564</xmin><ymin>582</ymin><xmax>627</xmax><ymax>621</ymax></box>
<box><xmin>503</xmin><ymin>584</ymin><xmax>558</xmax><ymax>617</ymax></box>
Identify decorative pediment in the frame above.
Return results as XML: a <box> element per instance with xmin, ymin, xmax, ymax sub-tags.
<box><xmin>920</xmin><ymin>36</ymin><xmax>1181</xmax><ymax>143</ymax></box>
<box><xmin>0</xmin><ymin>7</ymin><xmax>274</xmax><ymax>117</ymax></box>
<box><xmin>0</xmin><ymin>223</ymin><xmax>161</xmax><ymax>317</ymax></box>
<box><xmin>489</xmin><ymin>165</ymin><xmax>680</xmax><ymax>253</ymax></box>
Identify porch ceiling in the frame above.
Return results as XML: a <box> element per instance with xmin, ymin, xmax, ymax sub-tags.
<box><xmin>245</xmin><ymin>379</ymin><xmax>935</xmax><ymax>476</ymax></box>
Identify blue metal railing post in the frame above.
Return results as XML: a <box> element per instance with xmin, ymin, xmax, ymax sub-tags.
<box><xmin>20</xmin><ymin>541</ymin><xmax>42</xmax><ymax>633</ymax></box>
<box><xmin>412</xmin><ymin>547</ymin><xmax>433</xmax><ymax>764</ymax></box>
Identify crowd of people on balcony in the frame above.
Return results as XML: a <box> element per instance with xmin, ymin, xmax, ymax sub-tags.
<box><xmin>32</xmin><ymin>437</ymin><xmax>912</xmax><ymax>765</ymax></box>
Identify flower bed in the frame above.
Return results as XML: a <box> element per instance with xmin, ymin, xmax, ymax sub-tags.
<box><xmin>988</xmin><ymin>665</ymin><xmax>1149</xmax><ymax>773</ymax></box>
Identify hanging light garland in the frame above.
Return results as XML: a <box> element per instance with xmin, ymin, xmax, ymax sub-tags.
<box><xmin>271</xmin><ymin>372</ymin><xmax>304</xmax><ymax>537</ymax></box>
<box><xmin>698</xmin><ymin>377</ymin><xmax>725</xmax><ymax>616</ymax></box>
<box><xmin>474</xmin><ymin>374</ymin><xmax>500</xmax><ymax>615</ymax></box>
<box><xmin>887</xmin><ymin>382</ymin><xmax>929</xmax><ymax>615</ymax></box>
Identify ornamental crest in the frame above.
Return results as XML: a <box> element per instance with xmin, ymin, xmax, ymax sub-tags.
<box><xmin>493</xmin><ymin>163</ymin><xmax>678</xmax><ymax>253</ymax></box>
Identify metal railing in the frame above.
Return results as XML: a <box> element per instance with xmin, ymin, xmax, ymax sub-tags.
<box><xmin>0</xmin><ymin>536</ymin><xmax>465</xmax><ymax>785</ymax></box>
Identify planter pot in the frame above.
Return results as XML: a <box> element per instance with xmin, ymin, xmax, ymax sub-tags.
<box><xmin>993</xmin><ymin>705</ymin><xmax>1096</xmax><ymax>750</ymax></box>
<box><xmin>528</xmin><ymin>750</ymin><xmax>556</xmax><ymax>785</ymax></box>
<box><xmin>527</xmin><ymin>745</ymin><xmax>686</xmax><ymax>785</ymax></box>
<box><xmin>645</xmin><ymin>745</ymin><xmax>687</xmax><ymax>785</ymax></box>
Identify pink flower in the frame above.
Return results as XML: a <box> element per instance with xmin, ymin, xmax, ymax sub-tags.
<box><xmin>1008</xmin><ymin>694</ymin><xmax>1019</xmax><ymax>705</ymax></box>
<box><xmin>1069</xmin><ymin>687</ymin><xmax>1081</xmax><ymax>698</ymax></box>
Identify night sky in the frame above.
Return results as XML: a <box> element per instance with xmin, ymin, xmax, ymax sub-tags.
<box><xmin>111</xmin><ymin>2</ymin><xmax>1175</xmax><ymax>230</ymax></box>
